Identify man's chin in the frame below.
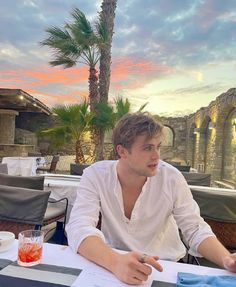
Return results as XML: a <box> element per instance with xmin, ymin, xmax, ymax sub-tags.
<box><xmin>147</xmin><ymin>169</ymin><xmax>157</xmax><ymax>177</ymax></box>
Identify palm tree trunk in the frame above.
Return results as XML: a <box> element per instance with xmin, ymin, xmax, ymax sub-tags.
<box><xmin>93</xmin><ymin>127</ymin><xmax>105</xmax><ymax>161</ymax></box>
<box><xmin>89</xmin><ymin>66</ymin><xmax>99</xmax><ymax>113</ymax></box>
<box><xmin>93</xmin><ymin>0</ymin><xmax>117</xmax><ymax>161</ymax></box>
<box><xmin>75</xmin><ymin>139</ymin><xmax>86</xmax><ymax>164</ymax></box>
<box><xmin>99</xmin><ymin>0</ymin><xmax>117</xmax><ymax>103</ymax></box>
<box><xmin>89</xmin><ymin>65</ymin><xmax>100</xmax><ymax>161</ymax></box>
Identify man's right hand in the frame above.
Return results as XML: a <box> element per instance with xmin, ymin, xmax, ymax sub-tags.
<box><xmin>111</xmin><ymin>251</ymin><xmax>163</xmax><ymax>285</ymax></box>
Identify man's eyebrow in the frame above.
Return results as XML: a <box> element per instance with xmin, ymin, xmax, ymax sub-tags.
<box><xmin>141</xmin><ymin>143</ymin><xmax>162</xmax><ymax>147</ymax></box>
<box><xmin>142</xmin><ymin>143</ymin><xmax>155</xmax><ymax>147</ymax></box>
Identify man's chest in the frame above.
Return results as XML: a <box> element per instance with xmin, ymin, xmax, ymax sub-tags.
<box><xmin>122</xmin><ymin>187</ymin><xmax>144</xmax><ymax>220</ymax></box>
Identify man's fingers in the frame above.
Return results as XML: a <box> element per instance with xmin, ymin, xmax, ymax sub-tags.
<box><xmin>223</xmin><ymin>256</ymin><xmax>236</xmax><ymax>268</ymax></box>
<box><xmin>129</xmin><ymin>277</ymin><xmax>143</xmax><ymax>285</ymax></box>
<box><xmin>133</xmin><ymin>269</ymin><xmax>149</xmax><ymax>282</ymax></box>
<box><xmin>137</xmin><ymin>261</ymin><xmax>152</xmax><ymax>275</ymax></box>
<box><xmin>139</xmin><ymin>254</ymin><xmax>163</xmax><ymax>272</ymax></box>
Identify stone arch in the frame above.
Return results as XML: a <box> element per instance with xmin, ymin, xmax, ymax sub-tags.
<box><xmin>222</xmin><ymin>107</ymin><xmax>236</xmax><ymax>185</ymax></box>
<box><xmin>213</xmin><ymin>94</ymin><xmax>236</xmax><ymax>182</ymax></box>
<box><xmin>162</xmin><ymin>125</ymin><xmax>174</xmax><ymax>147</ymax></box>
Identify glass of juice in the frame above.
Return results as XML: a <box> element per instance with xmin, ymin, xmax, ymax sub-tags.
<box><xmin>17</xmin><ymin>230</ymin><xmax>44</xmax><ymax>267</ymax></box>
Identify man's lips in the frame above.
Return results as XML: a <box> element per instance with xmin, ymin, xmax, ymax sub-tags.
<box><xmin>147</xmin><ymin>163</ymin><xmax>158</xmax><ymax>168</ymax></box>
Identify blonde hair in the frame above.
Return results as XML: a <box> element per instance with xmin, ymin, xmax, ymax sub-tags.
<box><xmin>112</xmin><ymin>112</ymin><xmax>163</xmax><ymax>157</ymax></box>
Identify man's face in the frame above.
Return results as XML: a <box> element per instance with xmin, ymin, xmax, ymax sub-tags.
<box><xmin>121</xmin><ymin>133</ymin><xmax>161</xmax><ymax>177</ymax></box>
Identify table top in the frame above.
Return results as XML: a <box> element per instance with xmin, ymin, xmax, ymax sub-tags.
<box><xmin>44</xmin><ymin>175</ymin><xmax>80</xmax><ymax>206</ymax></box>
<box><xmin>189</xmin><ymin>184</ymin><xmax>236</xmax><ymax>193</ymax></box>
<box><xmin>0</xmin><ymin>240</ymin><xmax>235</xmax><ymax>287</ymax></box>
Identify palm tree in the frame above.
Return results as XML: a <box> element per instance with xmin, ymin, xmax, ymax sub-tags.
<box><xmin>92</xmin><ymin>101</ymin><xmax>116</xmax><ymax>160</ymax></box>
<box><xmin>99</xmin><ymin>0</ymin><xmax>118</xmax><ymax>103</ymax></box>
<box><xmin>41</xmin><ymin>7</ymin><xmax>108</xmax><ymax>112</ymax></box>
<box><xmin>92</xmin><ymin>0</ymin><xmax>117</xmax><ymax>161</ymax></box>
<box><xmin>39</xmin><ymin>102</ymin><xmax>93</xmax><ymax>164</ymax></box>
<box><xmin>114</xmin><ymin>96</ymin><xmax>148</xmax><ymax>121</ymax></box>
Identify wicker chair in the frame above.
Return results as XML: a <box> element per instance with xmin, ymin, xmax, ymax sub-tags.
<box><xmin>0</xmin><ymin>173</ymin><xmax>68</xmax><ymax>244</ymax></box>
<box><xmin>191</xmin><ymin>187</ymin><xmax>236</xmax><ymax>251</ymax></box>
<box><xmin>0</xmin><ymin>185</ymin><xmax>50</xmax><ymax>238</ymax></box>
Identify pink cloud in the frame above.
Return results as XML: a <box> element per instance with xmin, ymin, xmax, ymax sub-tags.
<box><xmin>0</xmin><ymin>56</ymin><xmax>172</xmax><ymax>106</ymax></box>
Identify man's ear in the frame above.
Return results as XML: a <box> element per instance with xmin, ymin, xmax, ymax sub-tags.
<box><xmin>116</xmin><ymin>144</ymin><xmax>128</xmax><ymax>158</ymax></box>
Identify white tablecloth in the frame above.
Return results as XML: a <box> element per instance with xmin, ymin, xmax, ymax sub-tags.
<box><xmin>189</xmin><ymin>184</ymin><xmax>236</xmax><ymax>193</ymax></box>
<box><xmin>44</xmin><ymin>174</ymin><xmax>81</xmax><ymax>221</ymax></box>
<box><xmin>2</xmin><ymin>157</ymin><xmax>45</xmax><ymax>176</ymax></box>
<box><xmin>0</xmin><ymin>241</ymin><xmax>235</xmax><ymax>286</ymax></box>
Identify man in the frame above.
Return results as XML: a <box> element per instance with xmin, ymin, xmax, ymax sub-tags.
<box><xmin>66</xmin><ymin>112</ymin><xmax>236</xmax><ymax>285</ymax></box>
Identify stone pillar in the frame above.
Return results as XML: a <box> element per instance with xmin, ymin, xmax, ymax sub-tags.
<box><xmin>0</xmin><ymin>109</ymin><xmax>19</xmax><ymax>144</ymax></box>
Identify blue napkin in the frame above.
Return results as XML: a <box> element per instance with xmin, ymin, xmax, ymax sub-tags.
<box><xmin>177</xmin><ymin>272</ymin><xmax>236</xmax><ymax>286</ymax></box>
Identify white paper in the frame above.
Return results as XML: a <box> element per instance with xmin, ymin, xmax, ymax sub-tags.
<box><xmin>72</xmin><ymin>268</ymin><xmax>153</xmax><ymax>287</ymax></box>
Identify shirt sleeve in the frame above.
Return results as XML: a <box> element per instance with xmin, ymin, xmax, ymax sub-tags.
<box><xmin>172</xmin><ymin>172</ymin><xmax>215</xmax><ymax>257</ymax></box>
<box><xmin>65</xmin><ymin>167</ymin><xmax>105</xmax><ymax>253</ymax></box>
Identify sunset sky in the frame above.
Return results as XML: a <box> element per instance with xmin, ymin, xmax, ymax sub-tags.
<box><xmin>0</xmin><ymin>0</ymin><xmax>236</xmax><ymax>116</ymax></box>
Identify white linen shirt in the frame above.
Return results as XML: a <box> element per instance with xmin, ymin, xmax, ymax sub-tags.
<box><xmin>66</xmin><ymin>160</ymin><xmax>214</xmax><ymax>261</ymax></box>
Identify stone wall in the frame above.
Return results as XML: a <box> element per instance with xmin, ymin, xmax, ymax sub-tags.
<box><xmin>0</xmin><ymin>109</ymin><xmax>18</xmax><ymax>144</ymax></box>
<box><xmin>160</xmin><ymin>117</ymin><xmax>188</xmax><ymax>164</ymax></box>
<box><xmin>185</xmin><ymin>88</ymin><xmax>236</xmax><ymax>186</ymax></box>
<box><xmin>0</xmin><ymin>144</ymin><xmax>35</xmax><ymax>158</ymax></box>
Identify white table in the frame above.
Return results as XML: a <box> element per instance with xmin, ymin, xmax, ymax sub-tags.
<box><xmin>189</xmin><ymin>184</ymin><xmax>236</xmax><ymax>193</ymax></box>
<box><xmin>44</xmin><ymin>174</ymin><xmax>81</xmax><ymax>221</ymax></box>
<box><xmin>0</xmin><ymin>241</ymin><xmax>235</xmax><ymax>286</ymax></box>
<box><xmin>2</xmin><ymin>156</ymin><xmax>45</xmax><ymax>176</ymax></box>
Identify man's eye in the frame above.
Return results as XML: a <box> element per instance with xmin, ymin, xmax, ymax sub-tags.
<box><xmin>144</xmin><ymin>146</ymin><xmax>152</xmax><ymax>151</ymax></box>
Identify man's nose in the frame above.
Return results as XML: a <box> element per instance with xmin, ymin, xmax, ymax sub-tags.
<box><xmin>151</xmin><ymin>149</ymin><xmax>160</xmax><ymax>159</ymax></box>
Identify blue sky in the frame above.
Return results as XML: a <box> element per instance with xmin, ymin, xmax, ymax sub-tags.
<box><xmin>0</xmin><ymin>0</ymin><xmax>236</xmax><ymax>116</ymax></box>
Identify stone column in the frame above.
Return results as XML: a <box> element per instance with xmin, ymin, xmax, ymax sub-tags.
<box><xmin>0</xmin><ymin>109</ymin><xmax>19</xmax><ymax>144</ymax></box>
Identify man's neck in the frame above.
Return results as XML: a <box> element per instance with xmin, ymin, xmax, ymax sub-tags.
<box><xmin>116</xmin><ymin>161</ymin><xmax>147</xmax><ymax>190</ymax></box>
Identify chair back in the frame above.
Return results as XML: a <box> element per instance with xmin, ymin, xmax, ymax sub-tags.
<box><xmin>0</xmin><ymin>173</ymin><xmax>44</xmax><ymax>190</ymax></box>
<box><xmin>49</xmin><ymin>155</ymin><xmax>60</xmax><ymax>173</ymax></box>
<box><xmin>191</xmin><ymin>187</ymin><xmax>236</xmax><ymax>249</ymax></box>
<box><xmin>0</xmin><ymin>163</ymin><xmax>8</xmax><ymax>174</ymax></box>
<box><xmin>0</xmin><ymin>185</ymin><xmax>51</xmax><ymax>238</ymax></box>
<box><xmin>70</xmin><ymin>164</ymin><xmax>90</xmax><ymax>175</ymax></box>
<box><xmin>182</xmin><ymin>172</ymin><xmax>211</xmax><ymax>186</ymax></box>
<box><xmin>174</xmin><ymin>165</ymin><xmax>191</xmax><ymax>172</ymax></box>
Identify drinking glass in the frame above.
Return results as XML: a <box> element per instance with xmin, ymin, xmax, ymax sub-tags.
<box><xmin>17</xmin><ymin>230</ymin><xmax>44</xmax><ymax>267</ymax></box>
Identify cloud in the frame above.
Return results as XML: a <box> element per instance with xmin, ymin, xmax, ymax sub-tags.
<box><xmin>0</xmin><ymin>0</ymin><xmax>236</xmax><ymax>116</ymax></box>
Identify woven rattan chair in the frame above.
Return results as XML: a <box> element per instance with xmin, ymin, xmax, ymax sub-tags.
<box><xmin>0</xmin><ymin>173</ymin><xmax>68</xmax><ymax>244</ymax></box>
<box><xmin>191</xmin><ymin>187</ymin><xmax>236</xmax><ymax>251</ymax></box>
<box><xmin>0</xmin><ymin>185</ymin><xmax>51</xmax><ymax>238</ymax></box>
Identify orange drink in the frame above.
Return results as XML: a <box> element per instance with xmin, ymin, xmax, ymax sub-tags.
<box><xmin>17</xmin><ymin>230</ymin><xmax>44</xmax><ymax>267</ymax></box>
